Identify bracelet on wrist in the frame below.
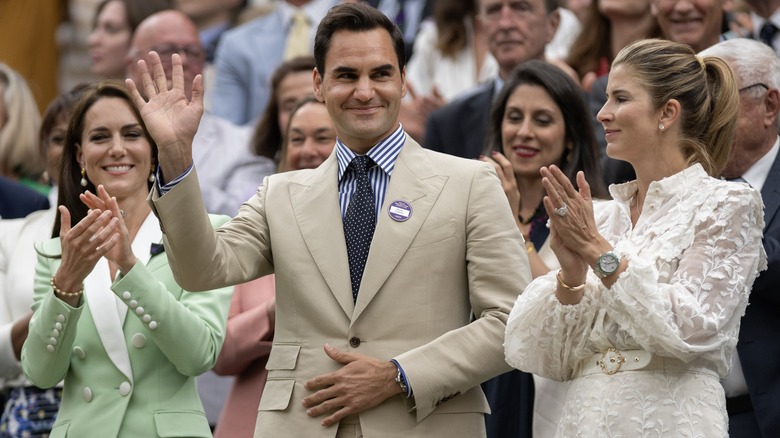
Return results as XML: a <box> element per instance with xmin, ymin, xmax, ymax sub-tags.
<box><xmin>556</xmin><ymin>270</ymin><xmax>585</xmax><ymax>293</ymax></box>
<box><xmin>51</xmin><ymin>276</ymin><xmax>84</xmax><ymax>298</ymax></box>
<box><xmin>525</xmin><ymin>241</ymin><xmax>535</xmax><ymax>254</ymax></box>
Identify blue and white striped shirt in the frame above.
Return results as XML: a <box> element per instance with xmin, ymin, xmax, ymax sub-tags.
<box><xmin>336</xmin><ymin>125</ymin><xmax>406</xmax><ymax>219</ymax></box>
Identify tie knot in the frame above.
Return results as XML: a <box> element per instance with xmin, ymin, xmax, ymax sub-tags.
<box><xmin>759</xmin><ymin>22</ymin><xmax>778</xmax><ymax>46</ymax></box>
<box><xmin>292</xmin><ymin>9</ymin><xmax>308</xmax><ymax>26</ymax></box>
<box><xmin>350</xmin><ymin>155</ymin><xmax>373</xmax><ymax>176</ymax></box>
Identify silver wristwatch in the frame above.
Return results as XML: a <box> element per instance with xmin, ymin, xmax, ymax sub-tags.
<box><xmin>593</xmin><ymin>251</ymin><xmax>620</xmax><ymax>278</ymax></box>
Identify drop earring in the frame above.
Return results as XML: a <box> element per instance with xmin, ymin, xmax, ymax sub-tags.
<box><xmin>658</xmin><ymin>123</ymin><xmax>665</xmax><ymax>131</ymax></box>
<box><xmin>80</xmin><ymin>168</ymin><xmax>88</xmax><ymax>187</ymax></box>
<box><xmin>148</xmin><ymin>166</ymin><xmax>156</xmax><ymax>183</ymax></box>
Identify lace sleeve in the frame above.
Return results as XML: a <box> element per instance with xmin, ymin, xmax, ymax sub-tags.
<box><xmin>605</xmin><ymin>187</ymin><xmax>766</xmax><ymax>371</ymax></box>
<box><xmin>504</xmin><ymin>270</ymin><xmax>599</xmax><ymax>381</ymax></box>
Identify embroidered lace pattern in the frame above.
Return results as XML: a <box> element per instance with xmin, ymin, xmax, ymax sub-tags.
<box><xmin>505</xmin><ymin>164</ymin><xmax>767</xmax><ymax>437</ymax></box>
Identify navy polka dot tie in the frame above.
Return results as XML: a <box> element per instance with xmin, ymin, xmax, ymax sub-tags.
<box><xmin>344</xmin><ymin>155</ymin><xmax>376</xmax><ymax>302</ymax></box>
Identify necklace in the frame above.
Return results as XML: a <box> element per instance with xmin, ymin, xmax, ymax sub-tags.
<box><xmin>518</xmin><ymin>203</ymin><xmax>543</xmax><ymax>226</ymax></box>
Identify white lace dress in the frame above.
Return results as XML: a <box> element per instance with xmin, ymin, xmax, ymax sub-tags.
<box><xmin>505</xmin><ymin>164</ymin><xmax>767</xmax><ymax>437</ymax></box>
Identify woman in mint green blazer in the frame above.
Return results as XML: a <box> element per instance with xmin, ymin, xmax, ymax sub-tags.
<box><xmin>21</xmin><ymin>81</ymin><xmax>232</xmax><ymax>438</ymax></box>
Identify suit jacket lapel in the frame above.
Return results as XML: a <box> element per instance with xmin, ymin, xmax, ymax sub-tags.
<box><xmin>762</xmin><ymin>152</ymin><xmax>780</xmax><ymax>229</ymax></box>
<box><xmin>85</xmin><ymin>212</ymin><xmax>161</xmax><ymax>383</ymax></box>
<box><xmin>352</xmin><ymin>137</ymin><xmax>448</xmax><ymax>322</ymax></box>
<box><xmin>290</xmin><ymin>153</ymin><xmax>354</xmax><ymax>317</ymax></box>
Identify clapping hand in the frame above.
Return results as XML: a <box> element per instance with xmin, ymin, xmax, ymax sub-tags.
<box><xmin>80</xmin><ymin>185</ymin><xmax>138</xmax><ymax>274</ymax></box>
<box><xmin>480</xmin><ymin>151</ymin><xmax>521</xmax><ymax>226</ymax></box>
<box><xmin>540</xmin><ymin>166</ymin><xmax>602</xmax><ymax>282</ymax></box>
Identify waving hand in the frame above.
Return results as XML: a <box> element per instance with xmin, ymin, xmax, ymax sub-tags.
<box><xmin>125</xmin><ymin>52</ymin><xmax>203</xmax><ymax>182</ymax></box>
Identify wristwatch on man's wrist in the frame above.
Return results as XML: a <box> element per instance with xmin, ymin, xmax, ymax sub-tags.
<box><xmin>593</xmin><ymin>251</ymin><xmax>620</xmax><ymax>278</ymax></box>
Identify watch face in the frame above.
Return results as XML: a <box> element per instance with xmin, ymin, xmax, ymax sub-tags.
<box><xmin>598</xmin><ymin>253</ymin><xmax>620</xmax><ymax>274</ymax></box>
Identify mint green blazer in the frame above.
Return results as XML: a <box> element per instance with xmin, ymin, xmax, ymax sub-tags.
<box><xmin>22</xmin><ymin>213</ymin><xmax>233</xmax><ymax>438</ymax></box>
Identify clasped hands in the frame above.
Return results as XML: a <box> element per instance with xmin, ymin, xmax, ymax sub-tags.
<box><xmin>540</xmin><ymin>165</ymin><xmax>613</xmax><ymax>287</ymax></box>
<box><xmin>302</xmin><ymin>344</ymin><xmax>401</xmax><ymax>427</ymax></box>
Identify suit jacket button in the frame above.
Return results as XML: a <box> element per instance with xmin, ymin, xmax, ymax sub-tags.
<box><xmin>349</xmin><ymin>337</ymin><xmax>361</xmax><ymax>348</ymax></box>
<box><xmin>119</xmin><ymin>381</ymin><xmax>131</xmax><ymax>396</ymax></box>
<box><xmin>83</xmin><ymin>387</ymin><xmax>93</xmax><ymax>402</ymax></box>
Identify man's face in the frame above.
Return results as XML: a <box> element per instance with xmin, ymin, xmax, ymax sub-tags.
<box><xmin>129</xmin><ymin>17</ymin><xmax>204</xmax><ymax>100</ymax></box>
<box><xmin>313</xmin><ymin>28</ymin><xmax>406</xmax><ymax>154</ymax></box>
<box><xmin>652</xmin><ymin>0</ymin><xmax>731</xmax><ymax>52</ymax></box>
<box><xmin>481</xmin><ymin>0</ymin><xmax>558</xmax><ymax>78</ymax></box>
<box><xmin>725</xmin><ymin>78</ymin><xmax>777</xmax><ymax>178</ymax></box>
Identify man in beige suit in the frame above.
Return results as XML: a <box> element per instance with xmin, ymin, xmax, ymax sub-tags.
<box><xmin>130</xmin><ymin>3</ymin><xmax>531</xmax><ymax>437</ymax></box>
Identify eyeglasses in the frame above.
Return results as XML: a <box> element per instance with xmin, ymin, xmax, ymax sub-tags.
<box><xmin>738</xmin><ymin>83</ymin><xmax>769</xmax><ymax>94</ymax></box>
<box><xmin>150</xmin><ymin>44</ymin><xmax>205</xmax><ymax>63</ymax></box>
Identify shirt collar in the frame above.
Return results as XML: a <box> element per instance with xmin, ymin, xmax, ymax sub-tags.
<box><xmin>742</xmin><ymin>135</ymin><xmax>780</xmax><ymax>192</ymax></box>
<box><xmin>609</xmin><ymin>163</ymin><xmax>709</xmax><ymax>203</ymax></box>
<box><xmin>336</xmin><ymin>124</ymin><xmax>406</xmax><ymax>181</ymax></box>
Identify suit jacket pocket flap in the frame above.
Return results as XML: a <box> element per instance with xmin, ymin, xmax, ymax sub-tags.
<box><xmin>154</xmin><ymin>411</ymin><xmax>211</xmax><ymax>437</ymax></box>
<box><xmin>258</xmin><ymin>379</ymin><xmax>295</xmax><ymax>411</ymax></box>
<box><xmin>266</xmin><ymin>344</ymin><xmax>301</xmax><ymax>370</ymax></box>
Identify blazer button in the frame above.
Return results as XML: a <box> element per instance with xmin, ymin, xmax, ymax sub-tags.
<box><xmin>119</xmin><ymin>381</ymin><xmax>131</xmax><ymax>396</ymax></box>
<box><xmin>83</xmin><ymin>387</ymin><xmax>93</xmax><ymax>402</ymax></box>
<box><xmin>349</xmin><ymin>337</ymin><xmax>361</xmax><ymax>348</ymax></box>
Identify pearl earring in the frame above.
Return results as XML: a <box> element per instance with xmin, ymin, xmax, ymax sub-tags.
<box><xmin>80</xmin><ymin>168</ymin><xmax>88</xmax><ymax>187</ymax></box>
<box><xmin>148</xmin><ymin>167</ymin><xmax>156</xmax><ymax>183</ymax></box>
<box><xmin>658</xmin><ymin>123</ymin><xmax>665</xmax><ymax>131</ymax></box>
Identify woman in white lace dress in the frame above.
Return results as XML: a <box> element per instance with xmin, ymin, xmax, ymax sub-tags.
<box><xmin>504</xmin><ymin>38</ymin><xmax>767</xmax><ymax>437</ymax></box>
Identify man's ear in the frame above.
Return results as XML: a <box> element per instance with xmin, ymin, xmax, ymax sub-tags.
<box><xmin>400</xmin><ymin>66</ymin><xmax>407</xmax><ymax>99</ymax></box>
<box><xmin>313</xmin><ymin>67</ymin><xmax>324</xmax><ymax>103</ymax></box>
<box><xmin>763</xmin><ymin>88</ymin><xmax>780</xmax><ymax>129</ymax></box>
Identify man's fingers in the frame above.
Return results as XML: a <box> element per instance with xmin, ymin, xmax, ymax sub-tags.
<box><xmin>125</xmin><ymin>78</ymin><xmax>146</xmax><ymax>108</ymax></box>
<box><xmin>150</xmin><ymin>51</ymin><xmax>168</xmax><ymax>93</ymax></box>
<box><xmin>171</xmin><ymin>53</ymin><xmax>185</xmax><ymax>93</ymax></box>
<box><xmin>324</xmin><ymin>344</ymin><xmax>356</xmax><ymax>364</ymax></box>
<box><xmin>320</xmin><ymin>406</ymin><xmax>352</xmax><ymax>427</ymax></box>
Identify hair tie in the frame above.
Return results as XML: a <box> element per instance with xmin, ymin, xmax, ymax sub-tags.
<box><xmin>695</xmin><ymin>55</ymin><xmax>706</xmax><ymax>71</ymax></box>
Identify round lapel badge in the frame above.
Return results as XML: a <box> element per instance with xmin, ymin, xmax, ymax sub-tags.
<box><xmin>388</xmin><ymin>200</ymin><xmax>413</xmax><ymax>222</ymax></box>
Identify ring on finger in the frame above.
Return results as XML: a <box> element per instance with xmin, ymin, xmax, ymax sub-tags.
<box><xmin>554</xmin><ymin>203</ymin><xmax>569</xmax><ymax>217</ymax></box>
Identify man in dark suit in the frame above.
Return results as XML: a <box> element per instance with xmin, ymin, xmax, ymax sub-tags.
<box><xmin>423</xmin><ymin>0</ymin><xmax>559</xmax><ymax>159</ymax></box>
<box><xmin>0</xmin><ymin>176</ymin><xmax>49</xmax><ymax>219</ymax></box>
<box><xmin>701</xmin><ymin>38</ymin><xmax>780</xmax><ymax>438</ymax></box>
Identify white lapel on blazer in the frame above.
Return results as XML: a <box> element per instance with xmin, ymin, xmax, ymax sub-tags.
<box><xmin>84</xmin><ymin>212</ymin><xmax>161</xmax><ymax>383</ymax></box>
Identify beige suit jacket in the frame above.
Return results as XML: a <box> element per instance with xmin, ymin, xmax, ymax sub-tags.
<box><xmin>149</xmin><ymin>136</ymin><xmax>531</xmax><ymax>437</ymax></box>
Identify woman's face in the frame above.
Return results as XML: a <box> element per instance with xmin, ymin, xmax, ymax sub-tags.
<box><xmin>276</xmin><ymin>71</ymin><xmax>314</xmax><ymax>133</ymax></box>
<box><xmin>87</xmin><ymin>0</ymin><xmax>132</xmax><ymax>78</ymax></box>
<box><xmin>501</xmin><ymin>84</ymin><xmax>568</xmax><ymax>179</ymax></box>
<box><xmin>597</xmin><ymin>64</ymin><xmax>660</xmax><ymax>163</ymax></box>
<box><xmin>77</xmin><ymin>97</ymin><xmax>153</xmax><ymax>200</ymax></box>
<box><xmin>45</xmin><ymin>119</ymin><xmax>68</xmax><ymax>185</ymax></box>
<box><xmin>284</xmin><ymin>102</ymin><xmax>336</xmax><ymax>171</ymax></box>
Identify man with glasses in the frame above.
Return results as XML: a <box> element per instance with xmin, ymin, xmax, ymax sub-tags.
<box><xmin>700</xmin><ymin>38</ymin><xmax>780</xmax><ymax>438</ymax></box>
<box><xmin>126</xmin><ymin>10</ymin><xmax>274</xmax><ymax>218</ymax></box>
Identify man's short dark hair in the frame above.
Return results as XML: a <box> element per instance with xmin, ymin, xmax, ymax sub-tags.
<box><xmin>314</xmin><ymin>3</ymin><xmax>405</xmax><ymax>76</ymax></box>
